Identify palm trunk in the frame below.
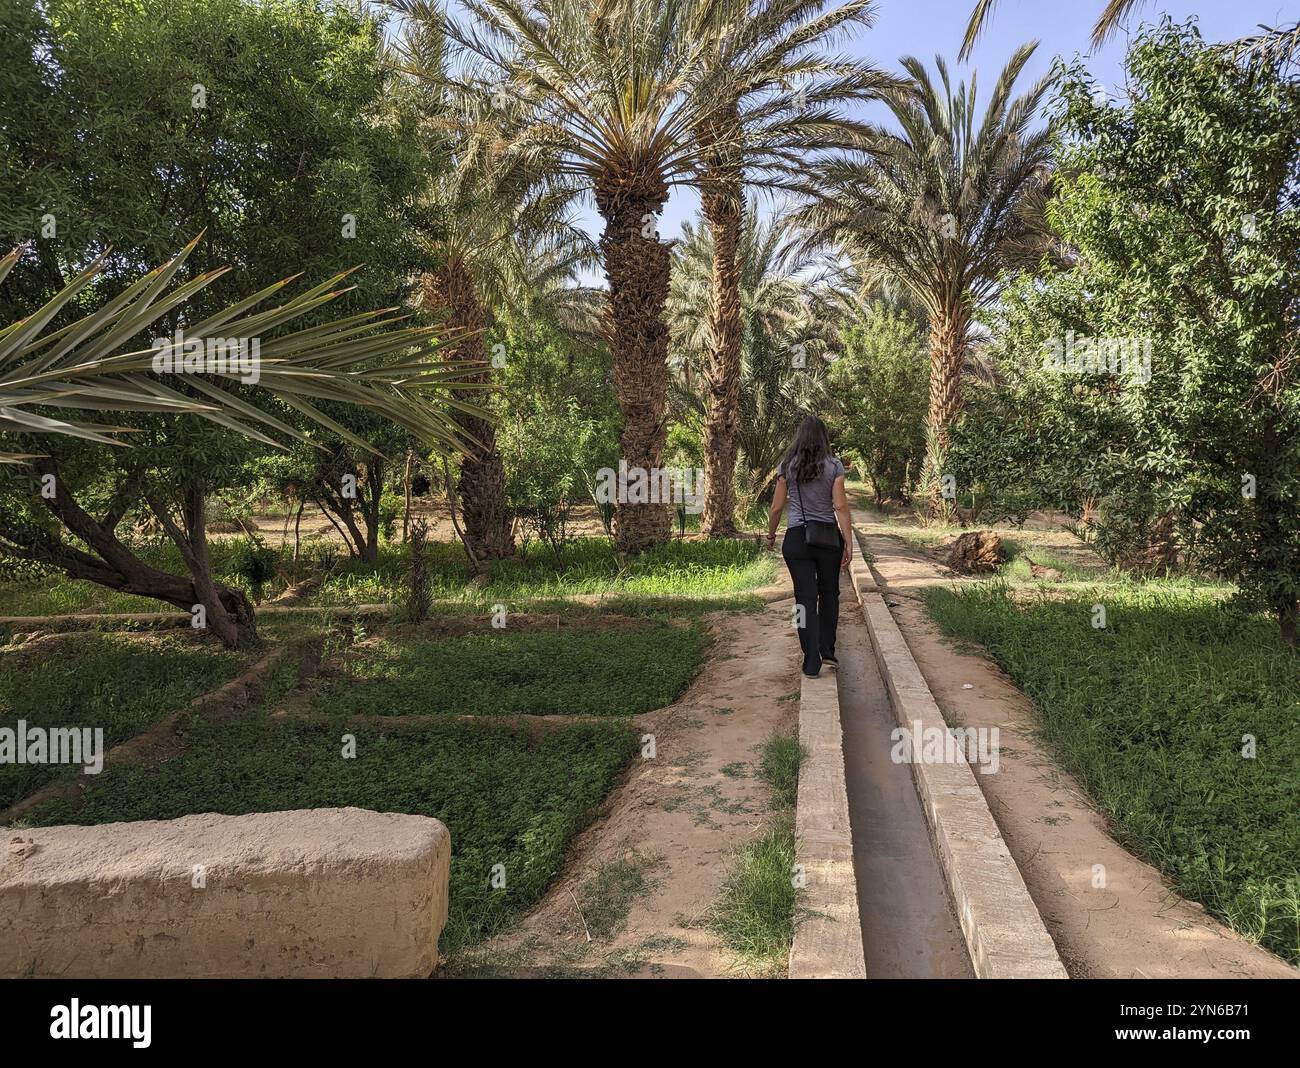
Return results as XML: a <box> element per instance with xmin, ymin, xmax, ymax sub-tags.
<box><xmin>596</xmin><ymin>172</ymin><xmax>672</xmax><ymax>552</ymax></box>
<box><xmin>923</xmin><ymin>306</ymin><xmax>968</xmax><ymax>515</ymax></box>
<box><xmin>699</xmin><ymin>122</ymin><xmax>744</xmax><ymax>539</ymax></box>
<box><xmin>423</xmin><ymin>261</ymin><xmax>514</xmax><ymax>562</ymax></box>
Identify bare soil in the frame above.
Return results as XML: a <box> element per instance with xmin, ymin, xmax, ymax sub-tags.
<box><xmin>456</xmin><ymin>576</ymin><xmax>802</xmax><ymax>978</ymax></box>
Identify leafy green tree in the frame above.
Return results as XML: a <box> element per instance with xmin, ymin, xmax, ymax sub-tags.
<box><xmin>492</xmin><ymin>318</ymin><xmax>617</xmax><ymax>549</ymax></box>
<box><xmin>0</xmin><ymin>242</ymin><xmax>469</xmax><ymax>645</ymax></box>
<box><xmin>826</xmin><ymin>299</ymin><xmax>928</xmax><ymax>503</ymax></box>
<box><xmin>0</xmin><ymin>0</ymin><xmax>459</xmax><ymax>644</ymax></box>
<box><xmin>969</xmin><ymin>22</ymin><xmax>1300</xmax><ymax>640</ymax></box>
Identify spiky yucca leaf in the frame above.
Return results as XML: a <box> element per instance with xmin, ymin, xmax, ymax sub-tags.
<box><xmin>0</xmin><ymin>236</ymin><xmax>486</xmax><ymax>463</ymax></box>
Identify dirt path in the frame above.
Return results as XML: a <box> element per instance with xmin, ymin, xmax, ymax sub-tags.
<box><xmin>460</xmin><ymin>580</ymin><xmax>800</xmax><ymax>978</ymax></box>
<box><xmin>855</xmin><ymin>509</ymin><xmax>1298</xmax><ymax>979</ymax></box>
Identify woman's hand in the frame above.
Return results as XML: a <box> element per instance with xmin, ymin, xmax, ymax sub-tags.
<box><xmin>841</xmin><ymin>542</ymin><xmax>852</xmax><ymax>571</ymax></box>
<box><xmin>765</xmin><ymin>531</ymin><xmax>777</xmax><ymax>551</ymax></box>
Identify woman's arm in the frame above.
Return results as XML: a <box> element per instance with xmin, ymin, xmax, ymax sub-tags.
<box><xmin>766</xmin><ymin>476</ymin><xmax>787</xmax><ymax>549</ymax></box>
<box><xmin>833</xmin><ymin>475</ymin><xmax>853</xmax><ymax>569</ymax></box>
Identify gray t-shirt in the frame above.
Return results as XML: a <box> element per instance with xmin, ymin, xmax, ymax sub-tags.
<box><xmin>780</xmin><ymin>455</ymin><xmax>845</xmax><ymax>526</ymax></box>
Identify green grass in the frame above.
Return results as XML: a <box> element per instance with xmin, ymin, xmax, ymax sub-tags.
<box><xmin>1</xmin><ymin>536</ymin><xmax>776</xmax><ymax>618</ymax></box>
<box><xmin>709</xmin><ymin>814</ymin><xmax>798</xmax><ymax>975</ymax></box>
<box><xmin>758</xmin><ymin>729</ymin><xmax>804</xmax><ymax>809</ymax></box>
<box><xmin>0</xmin><ymin>633</ymin><xmax>252</xmax><ymax>808</ymax></box>
<box><xmin>709</xmin><ymin>729</ymin><xmax>806</xmax><ymax>975</ymax></box>
<box><xmin>0</xmin><ymin>539</ymin><xmax>272</xmax><ymax>616</ymax></box>
<box><xmin>575</xmin><ymin>850</ymin><xmax>664</xmax><ymax>940</ymax></box>
<box><xmin>311</xmin><ymin>537</ymin><xmax>776</xmax><ymax>605</ymax></box>
<box><xmin>998</xmin><ymin>539</ymin><xmax>1097</xmax><ymax>583</ymax></box>
<box><xmin>15</xmin><ymin>711</ymin><xmax>639</xmax><ymax>953</ymax></box>
<box><xmin>926</xmin><ymin>580</ymin><xmax>1300</xmax><ymax>965</ymax></box>
<box><xmin>311</xmin><ymin>620</ymin><xmax>708</xmax><ymax>717</ymax></box>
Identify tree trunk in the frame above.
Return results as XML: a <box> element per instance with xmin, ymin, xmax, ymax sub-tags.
<box><xmin>310</xmin><ymin>462</ymin><xmax>381</xmax><ymax>564</ymax></box>
<box><xmin>22</xmin><ymin>460</ymin><xmax>256</xmax><ymax>648</ymax></box>
<box><xmin>698</xmin><ymin>115</ymin><xmax>744</xmax><ymax>539</ymax></box>
<box><xmin>363</xmin><ymin>460</ymin><xmax>382</xmax><ymax>563</ymax></box>
<box><xmin>595</xmin><ymin>171</ymin><xmax>673</xmax><ymax>552</ymax></box>
<box><xmin>421</xmin><ymin>261</ymin><xmax>514</xmax><ymax>561</ymax></box>
<box><xmin>1280</xmin><ymin>600</ymin><xmax>1298</xmax><ymax>647</ymax></box>
<box><xmin>922</xmin><ymin>306</ymin><xmax>968</xmax><ymax>515</ymax></box>
<box><xmin>402</xmin><ymin>448</ymin><xmax>413</xmax><ymax>543</ymax></box>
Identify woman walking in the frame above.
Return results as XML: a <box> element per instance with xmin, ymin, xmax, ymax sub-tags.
<box><xmin>765</xmin><ymin>415</ymin><xmax>853</xmax><ymax>678</ymax></box>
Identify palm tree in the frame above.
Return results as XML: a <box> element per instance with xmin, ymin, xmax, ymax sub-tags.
<box><xmin>500</xmin><ymin>230</ymin><xmax>607</xmax><ymax>356</ymax></box>
<box><xmin>690</xmin><ymin>0</ymin><xmax>896</xmax><ymax>536</ymax></box>
<box><xmin>668</xmin><ymin>214</ymin><xmax>834</xmax><ymax>512</ymax></box>
<box><xmin>0</xmin><ymin>236</ymin><xmax>472</xmax><ymax>461</ymax></box>
<box><xmin>392</xmin><ymin>12</ymin><xmax>592</xmax><ymax>562</ymax></box>
<box><xmin>424</xmin><ymin>0</ymin><xmax>754</xmax><ymax>552</ymax></box>
<box><xmin>790</xmin><ymin>44</ymin><xmax>1053</xmax><ymax>511</ymax></box>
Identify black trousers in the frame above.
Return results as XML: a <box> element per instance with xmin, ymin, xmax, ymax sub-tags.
<box><xmin>781</xmin><ymin>523</ymin><xmax>842</xmax><ymax>675</ymax></box>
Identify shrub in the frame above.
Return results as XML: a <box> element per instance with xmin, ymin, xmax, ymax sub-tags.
<box><xmin>827</xmin><ymin>302</ymin><xmax>928</xmax><ymax>503</ymax></box>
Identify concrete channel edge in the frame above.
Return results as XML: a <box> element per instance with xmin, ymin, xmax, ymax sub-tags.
<box><xmin>848</xmin><ymin>521</ymin><xmax>1069</xmax><ymax>980</ymax></box>
<box><xmin>789</xmin><ymin>664</ymin><xmax>868</xmax><ymax>979</ymax></box>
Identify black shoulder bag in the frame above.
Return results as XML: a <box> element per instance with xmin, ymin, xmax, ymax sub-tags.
<box><xmin>792</xmin><ymin>469</ymin><xmax>840</xmax><ymax>549</ymax></box>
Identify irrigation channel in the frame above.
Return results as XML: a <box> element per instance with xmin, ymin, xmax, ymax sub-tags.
<box><xmin>834</xmin><ymin>583</ymin><xmax>974</xmax><ymax>978</ymax></box>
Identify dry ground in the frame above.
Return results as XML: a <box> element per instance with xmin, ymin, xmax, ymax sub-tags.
<box><xmin>450</xmin><ymin>575</ymin><xmax>803</xmax><ymax>978</ymax></box>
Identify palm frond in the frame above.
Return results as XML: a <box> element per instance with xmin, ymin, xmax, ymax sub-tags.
<box><xmin>961</xmin><ymin>0</ymin><xmax>1149</xmax><ymax>60</ymax></box>
<box><xmin>0</xmin><ymin>238</ymin><xmax>481</xmax><ymax>463</ymax></box>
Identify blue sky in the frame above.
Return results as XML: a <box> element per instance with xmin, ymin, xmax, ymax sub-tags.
<box><xmin>396</xmin><ymin>2</ymin><xmax>1300</xmax><ymax>254</ymax></box>
<box><xmin>620</xmin><ymin>0</ymin><xmax>1300</xmax><ymax>243</ymax></box>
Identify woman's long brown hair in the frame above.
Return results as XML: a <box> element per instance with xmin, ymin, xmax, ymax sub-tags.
<box><xmin>781</xmin><ymin>415</ymin><xmax>831</xmax><ymax>484</ymax></box>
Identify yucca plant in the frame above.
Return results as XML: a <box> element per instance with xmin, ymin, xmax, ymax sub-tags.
<box><xmin>0</xmin><ymin>236</ymin><xmax>482</xmax><ymax>646</ymax></box>
<box><xmin>789</xmin><ymin>44</ymin><xmax>1054</xmax><ymax>513</ymax></box>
